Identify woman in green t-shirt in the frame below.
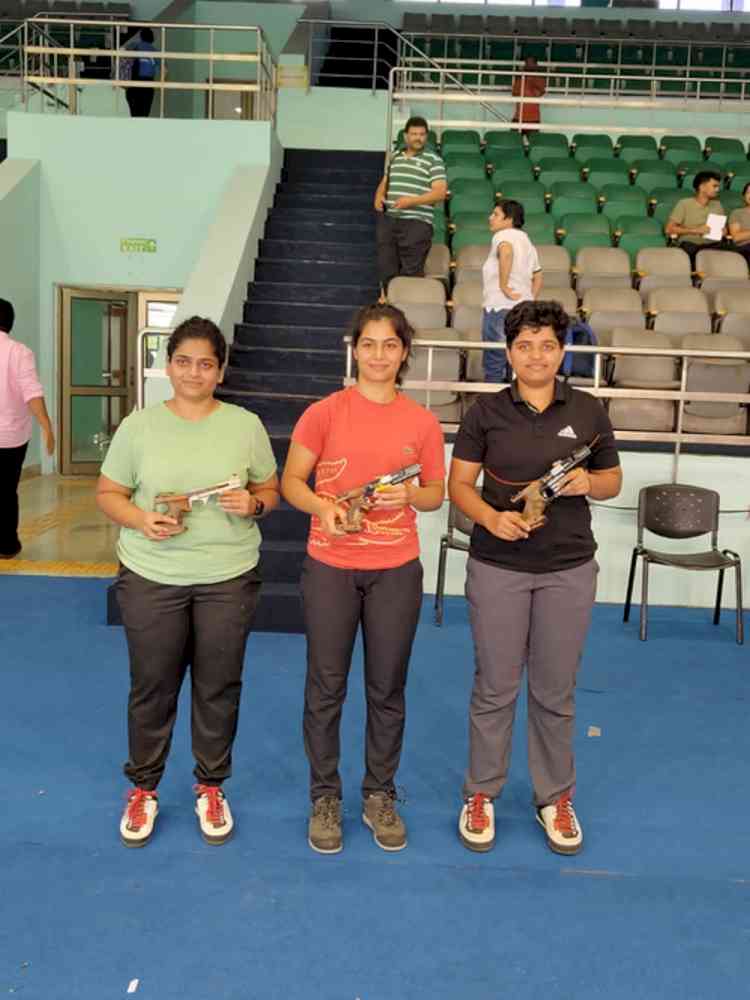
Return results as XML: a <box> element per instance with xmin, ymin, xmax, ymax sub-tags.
<box><xmin>96</xmin><ymin>316</ymin><xmax>279</xmax><ymax>849</ymax></box>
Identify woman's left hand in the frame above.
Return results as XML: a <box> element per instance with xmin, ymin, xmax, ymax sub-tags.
<box><xmin>557</xmin><ymin>468</ymin><xmax>591</xmax><ymax>497</ymax></box>
<box><xmin>371</xmin><ymin>484</ymin><xmax>413</xmax><ymax>510</ymax></box>
<box><xmin>219</xmin><ymin>489</ymin><xmax>258</xmax><ymax>517</ymax></box>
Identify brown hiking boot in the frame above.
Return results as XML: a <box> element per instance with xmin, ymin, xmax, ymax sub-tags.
<box><xmin>308</xmin><ymin>795</ymin><xmax>343</xmax><ymax>854</ymax></box>
<box><xmin>362</xmin><ymin>791</ymin><xmax>407</xmax><ymax>852</ymax></box>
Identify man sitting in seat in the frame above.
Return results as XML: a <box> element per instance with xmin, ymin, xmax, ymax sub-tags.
<box><xmin>664</xmin><ymin>170</ymin><xmax>726</xmax><ymax>267</ymax></box>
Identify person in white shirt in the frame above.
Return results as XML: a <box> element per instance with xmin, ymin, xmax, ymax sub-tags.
<box><xmin>481</xmin><ymin>200</ymin><xmax>543</xmax><ymax>382</ymax></box>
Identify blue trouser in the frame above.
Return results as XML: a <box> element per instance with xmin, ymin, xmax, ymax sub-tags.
<box><xmin>482</xmin><ymin>308</ymin><xmax>510</xmax><ymax>383</ymax></box>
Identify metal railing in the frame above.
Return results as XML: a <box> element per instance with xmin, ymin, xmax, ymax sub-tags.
<box><xmin>344</xmin><ymin>338</ymin><xmax>750</xmax><ymax>482</ymax></box>
<box><xmin>22</xmin><ymin>17</ymin><xmax>277</xmax><ymax>121</ymax></box>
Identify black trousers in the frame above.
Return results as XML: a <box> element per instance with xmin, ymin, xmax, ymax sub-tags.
<box><xmin>116</xmin><ymin>565</ymin><xmax>262</xmax><ymax>790</ymax></box>
<box><xmin>0</xmin><ymin>442</ymin><xmax>28</xmax><ymax>556</ymax></box>
<box><xmin>678</xmin><ymin>241</ymin><xmax>750</xmax><ymax>268</ymax></box>
<box><xmin>375</xmin><ymin>212</ymin><xmax>433</xmax><ymax>292</ymax></box>
<box><xmin>126</xmin><ymin>86</ymin><xmax>154</xmax><ymax>118</ymax></box>
<box><xmin>300</xmin><ymin>556</ymin><xmax>424</xmax><ymax>802</ymax></box>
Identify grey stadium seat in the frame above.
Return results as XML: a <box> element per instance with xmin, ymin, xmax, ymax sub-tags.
<box><xmin>451</xmin><ymin>283</ymin><xmax>483</xmax><ymax>345</ymax></box>
<box><xmin>407</xmin><ymin>327</ymin><xmax>464</xmax><ymax>423</ymax></box>
<box><xmin>425</xmin><ymin>244</ymin><xmax>451</xmax><ymax>285</ymax></box>
<box><xmin>610</xmin><ymin>329</ymin><xmax>680</xmax><ymax>389</ymax></box>
<box><xmin>718</xmin><ymin>313</ymin><xmax>750</xmax><ymax>348</ymax></box>
<box><xmin>713</xmin><ymin>287</ymin><xmax>750</xmax><ymax>316</ymax></box>
<box><xmin>454</xmin><ymin>245</ymin><xmax>487</xmax><ymax>286</ymax></box>
<box><xmin>645</xmin><ymin>287</ymin><xmax>709</xmax><ymax>318</ymax></box>
<box><xmin>536</xmin><ymin>245</ymin><xmax>572</xmax><ymax>288</ymax></box>
<box><xmin>636</xmin><ymin>247</ymin><xmax>692</xmax><ymax>298</ymax></box>
<box><xmin>388</xmin><ymin>277</ymin><xmax>447</xmax><ymax>329</ymax></box>
<box><xmin>588</xmin><ymin>311</ymin><xmax>646</xmax><ymax>342</ymax></box>
<box><xmin>543</xmin><ymin>286</ymin><xmax>578</xmax><ymax>317</ymax></box>
<box><xmin>574</xmin><ymin>247</ymin><xmax>632</xmax><ymax>296</ymax></box>
<box><xmin>695</xmin><ymin>249</ymin><xmax>749</xmax><ymax>299</ymax></box>
<box><xmin>653</xmin><ymin>312</ymin><xmax>712</xmax><ymax>336</ymax></box>
<box><xmin>680</xmin><ymin>333</ymin><xmax>750</xmax><ymax>435</ymax></box>
<box><xmin>582</xmin><ymin>287</ymin><xmax>643</xmax><ymax>316</ymax></box>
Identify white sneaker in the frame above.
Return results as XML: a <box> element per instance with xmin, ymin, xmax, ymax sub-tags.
<box><xmin>120</xmin><ymin>788</ymin><xmax>158</xmax><ymax>848</ymax></box>
<box><xmin>459</xmin><ymin>793</ymin><xmax>495</xmax><ymax>852</ymax></box>
<box><xmin>536</xmin><ymin>791</ymin><xmax>583</xmax><ymax>855</ymax></box>
<box><xmin>194</xmin><ymin>785</ymin><xmax>234</xmax><ymax>845</ymax></box>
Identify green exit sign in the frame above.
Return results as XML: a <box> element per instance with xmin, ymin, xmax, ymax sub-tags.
<box><xmin>120</xmin><ymin>238</ymin><xmax>157</xmax><ymax>254</ymax></box>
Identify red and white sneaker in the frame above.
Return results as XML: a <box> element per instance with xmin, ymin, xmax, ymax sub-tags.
<box><xmin>194</xmin><ymin>785</ymin><xmax>234</xmax><ymax>845</ymax></box>
<box><xmin>120</xmin><ymin>788</ymin><xmax>159</xmax><ymax>848</ymax></box>
<box><xmin>459</xmin><ymin>793</ymin><xmax>495</xmax><ymax>852</ymax></box>
<box><xmin>536</xmin><ymin>791</ymin><xmax>583</xmax><ymax>855</ymax></box>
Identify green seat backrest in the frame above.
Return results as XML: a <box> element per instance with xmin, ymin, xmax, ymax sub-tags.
<box><xmin>559</xmin><ymin>213</ymin><xmax>611</xmax><ymax>235</ymax></box>
<box><xmin>451</xmin><ymin>212</ymin><xmax>491</xmax><ymax>231</ymax></box>
<box><xmin>614</xmin><ymin>215</ymin><xmax>662</xmax><ymax>236</ymax></box>
<box><xmin>705</xmin><ymin>137</ymin><xmax>745</xmax><ymax>158</ymax></box>
<box><xmin>635</xmin><ymin>172</ymin><xmax>679</xmax><ymax>195</ymax></box>
<box><xmin>528</xmin><ymin>139</ymin><xmax>570</xmax><ymax>164</ymax></box>
<box><xmin>730</xmin><ymin>172</ymin><xmax>750</xmax><ymax>191</ymax></box>
<box><xmin>484</xmin><ymin>131</ymin><xmax>525</xmax><ymax>152</ymax></box>
<box><xmin>706</xmin><ymin>149</ymin><xmax>745</xmax><ymax>170</ymax></box>
<box><xmin>562</xmin><ymin>233</ymin><xmax>612</xmax><ymax>257</ymax></box>
<box><xmin>550</xmin><ymin>194</ymin><xmax>599</xmax><ymax>220</ymax></box>
<box><xmin>587</xmin><ymin>167</ymin><xmax>631</xmax><ymax>190</ymax></box>
<box><xmin>443</xmin><ymin>150</ymin><xmax>485</xmax><ymax>168</ymax></box>
<box><xmin>488</xmin><ymin>160</ymin><xmax>535</xmax><ymax>182</ymax></box>
<box><xmin>722</xmin><ymin>190</ymin><xmax>745</xmax><ymax>212</ymax></box>
<box><xmin>451</xmin><ymin>229</ymin><xmax>492</xmax><ymax>255</ymax></box>
<box><xmin>441</xmin><ymin>129</ymin><xmax>481</xmax><ymax>150</ymax></box>
<box><xmin>724</xmin><ymin>159</ymin><xmax>750</xmax><ymax>180</ymax></box>
<box><xmin>602</xmin><ymin>200</ymin><xmax>649</xmax><ymax>224</ymax></box>
<box><xmin>524</xmin><ymin>214</ymin><xmax>557</xmax><ymax>244</ymax></box>
<box><xmin>449</xmin><ymin>192</ymin><xmax>494</xmax><ymax>218</ymax></box>
<box><xmin>448</xmin><ymin>177</ymin><xmax>493</xmax><ymax>199</ymax></box>
<box><xmin>549</xmin><ymin>181</ymin><xmax>595</xmax><ymax>200</ymax></box>
<box><xmin>447</xmin><ymin>164</ymin><xmax>489</xmax><ymax>185</ymax></box>
<box><xmin>660</xmin><ymin>135</ymin><xmax>702</xmax><ymax>157</ymax></box>
<box><xmin>618</xmin><ymin>234</ymin><xmax>666</xmax><ymax>266</ymax></box>
<box><xmin>599</xmin><ymin>183</ymin><xmax>647</xmax><ymax>205</ymax></box>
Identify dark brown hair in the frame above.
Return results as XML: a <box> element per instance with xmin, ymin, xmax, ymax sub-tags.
<box><xmin>351</xmin><ymin>303</ymin><xmax>414</xmax><ymax>384</ymax></box>
<box><xmin>504</xmin><ymin>300</ymin><xmax>569</xmax><ymax>349</ymax></box>
<box><xmin>167</xmin><ymin>316</ymin><xmax>226</xmax><ymax>367</ymax></box>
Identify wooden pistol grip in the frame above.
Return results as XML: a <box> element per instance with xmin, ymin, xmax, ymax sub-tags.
<box><xmin>155</xmin><ymin>495</ymin><xmax>190</xmax><ymax>523</ymax></box>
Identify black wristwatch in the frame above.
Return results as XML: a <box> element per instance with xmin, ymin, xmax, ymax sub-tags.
<box><xmin>252</xmin><ymin>497</ymin><xmax>265</xmax><ymax>519</ymax></box>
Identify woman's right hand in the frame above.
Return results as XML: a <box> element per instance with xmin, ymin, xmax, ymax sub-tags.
<box><xmin>139</xmin><ymin>511</ymin><xmax>185</xmax><ymax>541</ymax></box>
<box><xmin>483</xmin><ymin>510</ymin><xmax>531</xmax><ymax>542</ymax></box>
<box><xmin>317</xmin><ymin>502</ymin><xmax>348</xmax><ymax>536</ymax></box>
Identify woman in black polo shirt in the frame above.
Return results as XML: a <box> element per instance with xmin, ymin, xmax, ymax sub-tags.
<box><xmin>449</xmin><ymin>300</ymin><xmax>622</xmax><ymax>856</ymax></box>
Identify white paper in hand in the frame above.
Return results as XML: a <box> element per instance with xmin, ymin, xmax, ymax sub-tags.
<box><xmin>706</xmin><ymin>213</ymin><xmax>726</xmax><ymax>242</ymax></box>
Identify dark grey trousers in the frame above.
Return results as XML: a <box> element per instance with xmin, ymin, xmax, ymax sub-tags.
<box><xmin>375</xmin><ymin>212</ymin><xmax>433</xmax><ymax>291</ymax></box>
<box><xmin>300</xmin><ymin>555</ymin><xmax>424</xmax><ymax>802</ymax></box>
<box><xmin>116</xmin><ymin>565</ymin><xmax>262</xmax><ymax>790</ymax></box>
<box><xmin>463</xmin><ymin>556</ymin><xmax>598</xmax><ymax>807</ymax></box>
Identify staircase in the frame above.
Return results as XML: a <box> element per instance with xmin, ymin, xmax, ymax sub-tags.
<box><xmin>316</xmin><ymin>25</ymin><xmax>399</xmax><ymax>90</ymax></box>
<box><xmin>217</xmin><ymin>147</ymin><xmax>383</xmax><ymax>632</ymax></box>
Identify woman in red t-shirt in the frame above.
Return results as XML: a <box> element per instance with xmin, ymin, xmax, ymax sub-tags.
<box><xmin>281</xmin><ymin>303</ymin><xmax>445</xmax><ymax>855</ymax></box>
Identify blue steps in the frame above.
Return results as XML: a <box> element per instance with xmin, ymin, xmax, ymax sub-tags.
<box><xmin>211</xmin><ymin>147</ymin><xmax>382</xmax><ymax>633</ymax></box>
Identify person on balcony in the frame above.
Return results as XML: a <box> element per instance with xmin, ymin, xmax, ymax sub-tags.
<box><xmin>512</xmin><ymin>56</ymin><xmax>546</xmax><ymax>133</ymax></box>
<box><xmin>374</xmin><ymin>116</ymin><xmax>447</xmax><ymax>300</ymax></box>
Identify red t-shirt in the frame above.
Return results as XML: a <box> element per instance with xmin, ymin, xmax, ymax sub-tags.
<box><xmin>291</xmin><ymin>387</ymin><xmax>446</xmax><ymax>570</ymax></box>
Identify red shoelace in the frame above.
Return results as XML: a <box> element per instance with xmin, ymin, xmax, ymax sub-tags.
<box><xmin>126</xmin><ymin>788</ymin><xmax>156</xmax><ymax>831</ymax></box>
<box><xmin>195</xmin><ymin>785</ymin><xmax>225</xmax><ymax>827</ymax></box>
<box><xmin>467</xmin><ymin>793</ymin><xmax>490</xmax><ymax>832</ymax></box>
<box><xmin>553</xmin><ymin>792</ymin><xmax>577</xmax><ymax>837</ymax></box>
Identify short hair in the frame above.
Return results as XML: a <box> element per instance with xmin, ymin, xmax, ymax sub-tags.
<box><xmin>504</xmin><ymin>300</ymin><xmax>569</xmax><ymax>349</ymax></box>
<box><xmin>351</xmin><ymin>302</ymin><xmax>414</xmax><ymax>384</ymax></box>
<box><xmin>140</xmin><ymin>27</ymin><xmax>154</xmax><ymax>43</ymax></box>
<box><xmin>404</xmin><ymin>116</ymin><xmax>428</xmax><ymax>134</ymax></box>
<box><xmin>167</xmin><ymin>316</ymin><xmax>226</xmax><ymax>367</ymax></box>
<box><xmin>742</xmin><ymin>182</ymin><xmax>750</xmax><ymax>198</ymax></box>
<box><xmin>0</xmin><ymin>298</ymin><xmax>14</xmax><ymax>333</ymax></box>
<box><xmin>497</xmin><ymin>199</ymin><xmax>525</xmax><ymax>229</ymax></box>
<box><xmin>693</xmin><ymin>170</ymin><xmax>722</xmax><ymax>192</ymax></box>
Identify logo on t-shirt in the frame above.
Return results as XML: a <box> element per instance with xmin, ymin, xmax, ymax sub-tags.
<box><xmin>403</xmin><ymin>444</ymin><xmax>417</xmax><ymax>458</ymax></box>
<box><xmin>558</xmin><ymin>425</ymin><xmax>577</xmax><ymax>439</ymax></box>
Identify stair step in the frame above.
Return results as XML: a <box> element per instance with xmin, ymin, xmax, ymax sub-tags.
<box><xmin>284</xmin><ymin>148</ymin><xmax>385</xmax><ymax>170</ymax></box>
<box><xmin>282</xmin><ymin>167</ymin><xmax>382</xmax><ymax>187</ymax></box>
<box><xmin>277</xmin><ymin>181</ymin><xmax>375</xmax><ymax>196</ymax></box>
<box><xmin>230</xmin><ymin>344</ymin><xmax>346</xmax><ymax>376</ymax></box>
<box><xmin>225</xmin><ymin>367</ymin><xmax>342</xmax><ymax>397</ymax></box>
<box><xmin>216</xmin><ymin>388</ymin><xmax>319</xmax><ymax>426</ymax></box>
<box><xmin>259</xmin><ymin>501</ymin><xmax>310</xmax><ymax>542</ymax></box>
<box><xmin>255</xmin><ymin>259</ymin><xmax>378</xmax><ymax>286</ymax></box>
<box><xmin>264</xmin><ymin>219</ymin><xmax>375</xmax><ymax>244</ymax></box>
<box><xmin>107</xmin><ymin>579</ymin><xmax>305</xmax><ymax>634</ymax></box>
<box><xmin>235</xmin><ymin>323</ymin><xmax>347</xmax><ymax>351</ymax></box>
<box><xmin>242</xmin><ymin>301</ymin><xmax>365</xmax><ymax>327</ymax></box>
<box><xmin>268</xmin><ymin>206</ymin><xmax>377</xmax><ymax>226</ymax></box>
<box><xmin>258</xmin><ymin>539</ymin><xmax>307</xmax><ymax>583</ymax></box>
<box><xmin>259</xmin><ymin>239</ymin><xmax>377</xmax><ymax>264</ymax></box>
<box><xmin>246</xmin><ymin>282</ymin><xmax>377</xmax><ymax>306</ymax></box>
<box><xmin>274</xmin><ymin>192</ymin><xmax>372</xmax><ymax>211</ymax></box>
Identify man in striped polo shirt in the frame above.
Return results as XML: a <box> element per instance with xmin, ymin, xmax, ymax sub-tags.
<box><xmin>374</xmin><ymin>116</ymin><xmax>447</xmax><ymax>299</ymax></box>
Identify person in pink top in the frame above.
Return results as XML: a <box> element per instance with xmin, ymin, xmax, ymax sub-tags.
<box><xmin>282</xmin><ymin>303</ymin><xmax>445</xmax><ymax>855</ymax></box>
<box><xmin>0</xmin><ymin>298</ymin><xmax>55</xmax><ymax>558</ymax></box>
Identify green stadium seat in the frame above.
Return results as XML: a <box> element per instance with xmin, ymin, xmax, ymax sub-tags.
<box><xmin>448</xmin><ymin>177</ymin><xmax>493</xmax><ymax>199</ymax></box>
<box><xmin>487</xmin><ymin>158</ymin><xmax>534</xmax><ymax>182</ymax></box>
<box><xmin>550</xmin><ymin>193</ymin><xmax>599</xmax><ymax>222</ymax></box>
<box><xmin>616</xmin><ymin>136</ymin><xmax>659</xmax><ymax>165</ymax></box>
<box><xmin>675</xmin><ymin>159</ymin><xmax>706</xmax><ymax>181</ymax></box>
<box><xmin>496</xmin><ymin>180</ymin><xmax>543</xmax><ymax>202</ymax></box>
<box><xmin>443</xmin><ymin>150</ymin><xmax>486</xmax><ymax>169</ymax></box>
<box><xmin>730</xmin><ymin>173</ymin><xmax>750</xmax><ymax>192</ymax></box>
<box><xmin>549</xmin><ymin>181</ymin><xmax>597</xmax><ymax>202</ymax></box>
<box><xmin>561</xmin><ymin>233</ymin><xmax>613</xmax><ymax>258</ymax></box>
<box><xmin>447</xmin><ymin>163</ymin><xmax>489</xmax><ymax>186</ymax></box>
<box><xmin>723</xmin><ymin>159</ymin><xmax>750</xmax><ymax>181</ymax></box>
<box><xmin>633</xmin><ymin>162</ymin><xmax>678</xmax><ymax>194</ymax></box>
<box><xmin>558</xmin><ymin>213</ymin><xmax>611</xmax><ymax>239</ymax></box>
<box><xmin>602</xmin><ymin>199</ymin><xmax>649</xmax><ymax>225</ymax></box>
<box><xmin>660</xmin><ymin>136</ymin><xmax>702</xmax><ymax>161</ymax></box>
<box><xmin>483</xmin><ymin>131</ymin><xmax>525</xmax><ymax>153</ymax></box>
<box><xmin>722</xmin><ymin>190</ymin><xmax>745</xmax><ymax>213</ymax></box>
<box><xmin>451</xmin><ymin>229</ymin><xmax>492</xmax><ymax>257</ymax></box>
<box><xmin>449</xmin><ymin>191</ymin><xmax>494</xmax><ymax>218</ymax></box>
<box><xmin>652</xmin><ymin>199</ymin><xmax>682</xmax><ymax>226</ymax></box>
<box><xmin>441</xmin><ymin>130</ymin><xmax>481</xmax><ymax>151</ymax></box>
<box><xmin>527</xmin><ymin>135</ymin><xmax>570</xmax><ymax>163</ymax></box>
<box><xmin>599</xmin><ymin>183</ymin><xmax>647</xmax><ymax>207</ymax></box>
<box><xmin>705</xmin><ymin>148</ymin><xmax>747</xmax><ymax>171</ymax></box>
<box><xmin>614</xmin><ymin>215</ymin><xmax>662</xmax><ymax>237</ymax></box>
<box><xmin>585</xmin><ymin>160</ymin><xmax>630</xmax><ymax>190</ymax></box>
<box><xmin>537</xmin><ymin>157</ymin><xmax>581</xmax><ymax>188</ymax></box>
<box><xmin>525</xmin><ymin>214</ymin><xmax>557</xmax><ymax>245</ymax></box>
<box><xmin>451</xmin><ymin>212</ymin><xmax>491</xmax><ymax>232</ymax></box>
<box><xmin>705</xmin><ymin>137</ymin><xmax>745</xmax><ymax>159</ymax></box>
<box><xmin>572</xmin><ymin>134</ymin><xmax>613</xmax><ymax>155</ymax></box>
<box><xmin>618</xmin><ymin>234</ymin><xmax>667</xmax><ymax>267</ymax></box>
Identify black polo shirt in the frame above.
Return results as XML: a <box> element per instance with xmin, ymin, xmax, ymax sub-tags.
<box><xmin>453</xmin><ymin>381</ymin><xmax>620</xmax><ymax>574</ymax></box>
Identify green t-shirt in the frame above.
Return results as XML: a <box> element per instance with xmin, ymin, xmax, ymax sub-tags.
<box><xmin>668</xmin><ymin>197</ymin><xmax>724</xmax><ymax>245</ymax></box>
<box><xmin>101</xmin><ymin>402</ymin><xmax>277</xmax><ymax>586</ymax></box>
<box><xmin>386</xmin><ymin>149</ymin><xmax>446</xmax><ymax>227</ymax></box>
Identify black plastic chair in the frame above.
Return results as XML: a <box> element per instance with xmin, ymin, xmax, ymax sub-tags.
<box><xmin>434</xmin><ymin>502</ymin><xmax>473</xmax><ymax>626</ymax></box>
<box><xmin>624</xmin><ymin>484</ymin><xmax>744</xmax><ymax>644</ymax></box>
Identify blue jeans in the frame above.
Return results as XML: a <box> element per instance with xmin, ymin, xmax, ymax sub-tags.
<box><xmin>482</xmin><ymin>309</ymin><xmax>510</xmax><ymax>383</ymax></box>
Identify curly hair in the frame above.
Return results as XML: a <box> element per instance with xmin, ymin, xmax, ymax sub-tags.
<box><xmin>504</xmin><ymin>300</ymin><xmax>569</xmax><ymax>349</ymax></box>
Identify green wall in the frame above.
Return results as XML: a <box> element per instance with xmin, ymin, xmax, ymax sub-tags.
<box><xmin>5</xmin><ymin>112</ymin><xmax>276</xmax><ymax>470</ymax></box>
<box><xmin>0</xmin><ymin>159</ymin><xmax>40</xmax><ymax>467</ymax></box>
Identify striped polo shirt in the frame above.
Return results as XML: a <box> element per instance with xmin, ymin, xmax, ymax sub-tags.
<box><xmin>386</xmin><ymin>149</ymin><xmax>446</xmax><ymax>227</ymax></box>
